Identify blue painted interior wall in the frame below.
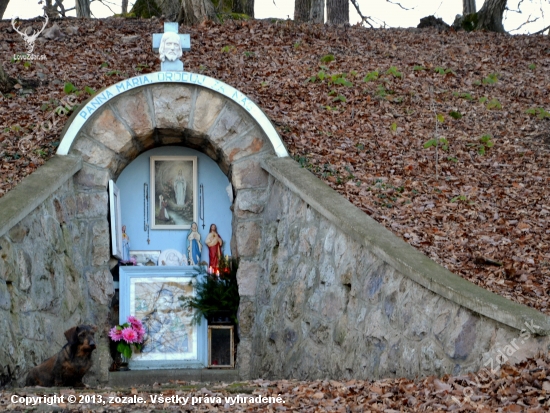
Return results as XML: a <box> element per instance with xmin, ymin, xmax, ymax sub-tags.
<box><xmin>116</xmin><ymin>147</ymin><xmax>233</xmax><ymax>264</ymax></box>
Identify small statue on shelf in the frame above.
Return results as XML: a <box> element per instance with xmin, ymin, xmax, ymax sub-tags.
<box><xmin>205</xmin><ymin>223</ymin><xmax>223</xmax><ymax>272</ymax></box>
<box><xmin>187</xmin><ymin>222</ymin><xmax>202</xmax><ymax>266</ymax></box>
<box><xmin>121</xmin><ymin>225</ymin><xmax>130</xmax><ymax>262</ymax></box>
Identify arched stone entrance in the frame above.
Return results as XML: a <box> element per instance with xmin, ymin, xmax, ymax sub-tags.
<box><xmin>57</xmin><ymin>72</ymin><xmax>288</xmax><ymax>376</ymax></box>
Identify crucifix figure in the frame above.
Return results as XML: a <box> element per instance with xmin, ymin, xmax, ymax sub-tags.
<box><xmin>152</xmin><ymin>22</ymin><xmax>191</xmax><ymax>71</ymax></box>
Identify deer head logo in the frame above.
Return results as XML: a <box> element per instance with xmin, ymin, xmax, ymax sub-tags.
<box><xmin>11</xmin><ymin>14</ymin><xmax>49</xmax><ymax>55</ymax></box>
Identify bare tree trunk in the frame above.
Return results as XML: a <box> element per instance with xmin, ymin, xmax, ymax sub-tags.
<box><xmin>463</xmin><ymin>0</ymin><xmax>476</xmax><ymax>15</ymax></box>
<box><xmin>243</xmin><ymin>0</ymin><xmax>253</xmax><ymax>17</ymax></box>
<box><xmin>178</xmin><ymin>0</ymin><xmax>217</xmax><ymax>25</ymax></box>
<box><xmin>231</xmin><ymin>0</ymin><xmax>254</xmax><ymax>18</ymax></box>
<box><xmin>294</xmin><ymin>0</ymin><xmax>312</xmax><ymax>22</ymax></box>
<box><xmin>310</xmin><ymin>0</ymin><xmax>324</xmax><ymax>23</ymax></box>
<box><xmin>0</xmin><ymin>0</ymin><xmax>9</xmax><ymax>20</ymax></box>
<box><xmin>121</xmin><ymin>0</ymin><xmax>128</xmax><ymax>14</ymax></box>
<box><xmin>75</xmin><ymin>0</ymin><xmax>91</xmax><ymax>18</ymax></box>
<box><xmin>326</xmin><ymin>0</ymin><xmax>348</xmax><ymax>24</ymax></box>
<box><xmin>43</xmin><ymin>0</ymin><xmax>59</xmax><ymax>17</ymax></box>
<box><xmin>232</xmin><ymin>0</ymin><xmax>245</xmax><ymax>14</ymax></box>
<box><xmin>157</xmin><ymin>0</ymin><xmax>181</xmax><ymax>19</ymax></box>
<box><xmin>476</xmin><ymin>0</ymin><xmax>507</xmax><ymax>32</ymax></box>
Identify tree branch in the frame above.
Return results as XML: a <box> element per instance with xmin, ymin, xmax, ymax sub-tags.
<box><xmin>386</xmin><ymin>0</ymin><xmax>414</xmax><ymax>11</ymax></box>
<box><xmin>532</xmin><ymin>23</ymin><xmax>550</xmax><ymax>35</ymax></box>
<box><xmin>350</xmin><ymin>0</ymin><xmax>373</xmax><ymax>28</ymax></box>
<box><xmin>93</xmin><ymin>0</ymin><xmax>118</xmax><ymax>15</ymax></box>
<box><xmin>506</xmin><ymin>0</ymin><xmax>525</xmax><ymax>14</ymax></box>
<box><xmin>54</xmin><ymin>0</ymin><xmax>66</xmax><ymax>17</ymax></box>
<box><xmin>509</xmin><ymin>14</ymin><xmax>539</xmax><ymax>32</ymax></box>
<box><xmin>350</xmin><ymin>0</ymin><xmax>388</xmax><ymax>28</ymax></box>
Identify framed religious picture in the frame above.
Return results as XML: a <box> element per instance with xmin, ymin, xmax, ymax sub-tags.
<box><xmin>108</xmin><ymin>180</ymin><xmax>123</xmax><ymax>260</ymax></box>
<box><xmin>119</xmin><ymin>267</ymin><xmax>207</xmax><ymax>369</ymax></box>
<box><xmin>150</xmin><ymin>156</ymin><xmax>197</xmax><ymax>230</ymax></box>
<box><xmin>129</xmin><ymin>250</ymin><xmax>162</xmax><ymax>266</ymax></box>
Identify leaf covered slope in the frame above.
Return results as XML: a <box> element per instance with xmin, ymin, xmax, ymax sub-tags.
<box><xmin>3</xmin><ymin>356</ymin><xmax>550</xmax><ymax>411</ymax></box>
<box><xmin>1</xmin><ymin>18</ymin><xmax>549</xmax><ymax>313</ymax></box>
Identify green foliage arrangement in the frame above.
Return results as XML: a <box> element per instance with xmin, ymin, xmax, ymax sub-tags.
<box><xmin>424</xmin><ymin>136</ymin><xmax>449</xmax><ymax>151</ymax></box>
<box><xmin>468</xmin><ymin>134</ymin><xmax>495</xmax><ymax>155</ymax></box>
<box><xmin>221</xmin><ymin>45</ymin><xmax>235</xmax><ymax>53</ymax></box>
<box><xmin>478</xmin><ymin>134</ymin><xmax>494</xmax><ymax>155</ymax></box>
<box><xmin>330</xmin><ymin>74</ymin><xmax>353</xmax><ymax>87</ymax></box>
<box><xmin>434</xmin><ymin>67</ymin><xmax>454</xmax><ymax>75</ymax></box>
<box><xmin>180</xmin><ymin>257</ymin><xmax>240</xmax><ymax>326</ymax></box>
<box><xmin>525</xmin><ymin>107</ymin><xmax>550</xmax><ymax>119</ymax></box>
<box><xmin>453</xmin><ymin>91</ymin><xmax>474</xmax><ymax>101</ymax></box>
<box><xmin>486</xmin><ymin>98</ymin><xmax>502</xmax><ymax>110</ymax></box>
<box><xmin>450</xmin><ymin>195</ymin><xmax>469</xmax><ymax>203</ymax></box>
<box><xmin>449</xmin><ymin>111</ymin><xmax>463</xmax><ymax>119</ymax></box>
<box><xmin>64</xmin><ymin>82</ymin><xmax>76</xmax><ymax>95</ymax></box>
<box><xmin>320</xmin><ymin>54</ymin><xmax>335</xmax><ymax>63</ymax></box>
<box><xmin>84</xmin><ymin>86</ymin><xmax>96</xmax><ymax>96</ymax></box>
<box><xmin>376</xmin><ymin>84</ymin><xmax>392</xmax><ymax>98</ymax></box>
<box><xmin>363</xmin><ymin>70</ymin><xmax>379</xmax><ymax>82</ymax></box>
<box><xmin>386</xmin><ymin>66</ymin><xmax>402</xmax><ymax>78</ymax></box>
<box><xmin>482</xmin><ymin>73</ymin><xmax>499</xmax><ymax>85</ymax></box>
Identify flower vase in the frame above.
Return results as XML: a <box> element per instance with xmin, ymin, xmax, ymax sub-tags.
<box><xmin>119</xmin><ymin>354</ymin><xmax>129</xmax><ymax>371</ymax></box>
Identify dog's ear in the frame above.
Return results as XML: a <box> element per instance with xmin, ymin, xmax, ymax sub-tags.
<box><xmin>90</xmin><ymin>325</ymin><xmax>98</xmax><ymax>333</ymax></box>
<box><xmin>64</xmin><ymin>326</ymin><xmax>78</xmax><ymax>343</ymax></box>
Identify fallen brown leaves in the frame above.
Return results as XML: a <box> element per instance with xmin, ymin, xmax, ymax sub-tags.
<box><xmin>0</xmin><ymin>18</ymin><xmax>549</xmax><ymax>313</ymax></box>
<box><xmin>3</xmin><ymin>356</ymin><xmax>550</xmax><ymax>411</ymax></box>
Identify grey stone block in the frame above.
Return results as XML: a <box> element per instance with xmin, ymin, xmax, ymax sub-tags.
<box><xmin>152</xmin><ymin>84</ymin><xmax>194</xmax><ymax>131</ymax></box>
<box><xmin>208</xmin><ymin>102</ymin><xmax>255</xmax><ymax>145</ymax></box>
<box><xmin>113</xmin><ymin>89</ymin><xmax>154</xmax><ymax>142</ymax></box>
<box><xmin>236</xmin><ymin>260</ymin><xmax>262</xmax><ymax>297</ymax></box>
<box><xmin>85</xmin><ymin>108</ymin><xmax>134</xmax><ymax>154</ymax></box>
<box><xmin>72</xmin><ymin>134</ymin><xmax>117</xmax><ymax>170</ymax></box>
<box><xmin>86</xmin><ymin>268</ymin><xmax>114</xmax><ymax>305</ymax></box>
<box><xmin>235</xmin><ymin>220</ymin><xmax>262</xmax><ymax>258</ymax></box>
<box><xmin>193</xmin><ymin>89</ymin><xmax>225</xmax><ymax>133</ymax></box>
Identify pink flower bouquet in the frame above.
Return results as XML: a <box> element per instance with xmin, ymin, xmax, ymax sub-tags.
<box><xmin>109</xmin><ymin>316</ymin><xmax>145</xmax><ymax>360</ymax></box>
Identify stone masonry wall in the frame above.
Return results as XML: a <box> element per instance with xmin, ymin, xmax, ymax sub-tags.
<box><xmin>0</xmin><ymin>158</ymin><xmax>114</xmax><ymax>385</ymax></box>
<box><xmin>239</xmin><ymin>158</ymin><xmax>550</xmax><ymax>380</ymax></box>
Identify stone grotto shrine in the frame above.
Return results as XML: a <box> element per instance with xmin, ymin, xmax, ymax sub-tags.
<box><xmin>1</xmin><ymin>23</ymin><xmax>550</xmax><ymax>386</ymax></box>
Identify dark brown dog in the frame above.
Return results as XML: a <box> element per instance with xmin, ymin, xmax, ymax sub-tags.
<box><xmin>25</xmin><ymin>325</ymin><xmax>97</xmax><ymax>387</ymax></box>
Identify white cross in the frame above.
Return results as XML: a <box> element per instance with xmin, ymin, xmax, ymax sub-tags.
<box><xmin>152</xmin><ymin>22</ymin><xmax>191</xmax><ymax>71</ymax></box>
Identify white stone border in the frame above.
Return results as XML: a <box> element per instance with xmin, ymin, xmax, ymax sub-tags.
<box><xmin>57</xmin><ymin>72</ymin><xmax>289</xmax><ymax>158</ymax></box>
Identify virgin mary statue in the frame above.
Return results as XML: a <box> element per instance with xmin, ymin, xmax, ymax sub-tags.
<box><xmin>187</xmin><ymin>222</ymin><xmax>202</xmax><ymax>265</ymax></box>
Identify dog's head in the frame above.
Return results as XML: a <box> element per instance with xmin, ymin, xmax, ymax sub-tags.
<box><xmin>64</xmin><ymin>325</ymin><xmax>97</xmax><ymax>353</ymax></box>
